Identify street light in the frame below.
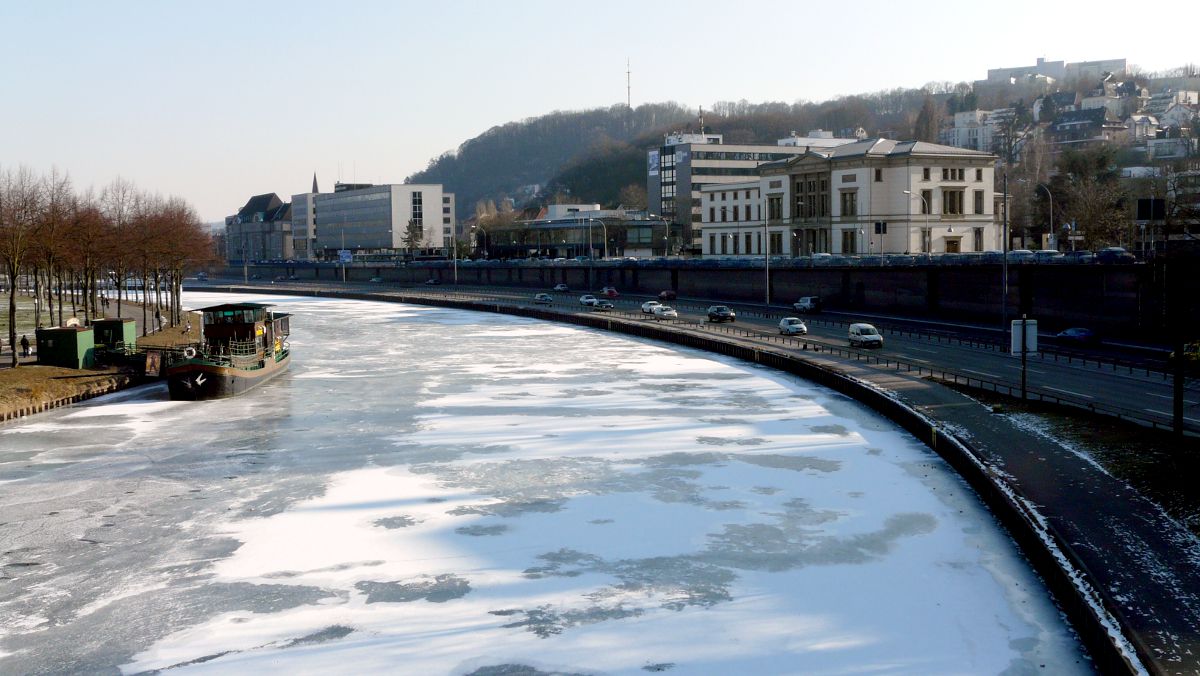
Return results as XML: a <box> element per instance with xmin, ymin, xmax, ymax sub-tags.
<box><xmin>1037</xmin><ymin>183</ymin><xmax>1057</xmax><ymax>250</ymax></box>
<box><xmin>585</xmin><ymin>218</ymin><xmax>608</xmax><ymax>259</ymax></box>
<box><xmin>903</xmin><ymin>190</ymin><xmax>929</xmax><ymax>254</ymax></box>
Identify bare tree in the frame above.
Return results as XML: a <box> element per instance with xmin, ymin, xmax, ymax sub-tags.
<box><xmin>0</xmin><ymin>166</ymin><xmax>44</xmax><ymax>366</ymax></box>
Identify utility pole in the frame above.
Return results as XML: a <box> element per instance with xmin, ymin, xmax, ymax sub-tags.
<box><xmin>626</xmin><ymin>58</ymin><xmax>631</xmax><ymax>109</ymax></box>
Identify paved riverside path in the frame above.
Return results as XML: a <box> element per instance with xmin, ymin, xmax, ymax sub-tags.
<box><xmin>200</xmin><ymin>283</ymin><xmax>1200</xmax><ymax>673</ymax></box>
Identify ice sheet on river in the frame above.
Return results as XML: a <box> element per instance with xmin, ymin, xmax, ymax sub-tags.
<box><xmin>0</xmin><ymin>293</ymin><xmax>1089</xmax><ymax>674</ymax></box>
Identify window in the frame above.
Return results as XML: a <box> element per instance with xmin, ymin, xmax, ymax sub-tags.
<box><xmin>442</xmin><ymin>196</ymin><xmax>451</xmax><ymax>203</ymax></box>
<box><xmin>709</xmin><ymin>234</ymin><xmax>716</xmax><ymax>254</ymax></box>
<box><xmin>732</xmin><ymin>235</ymin><xmax>739</xmax><ymax>255</ymax></box>
<box><xmin>443</xmin><ymin>217</ymin><xmax>451</xmax><ymax>224</ymax></box>
<box><xmin>720</xmin><ymin>206</ymin><xmax>727</xmax><ymax>222</ymax></box>
<box><xmin>874</xmin><ymin>168</ymin><xmax>883</xmax><ymax>182</ymax></box>
<box><xmin>921</xmin><ymin>228</ymin><xmax>932</xmax><ymax>253</ymax></box>
<box><xmin>973</xmin><ymin>227</ymin><xmax>984</xmax><ymax>252</ymax></box>
<box><xmin>874</xmin><ymin>221</ymin><xmax>888</xmax><ymax>234</ymax></box>
<box><xmin>975</xmin><ymin>168</ymin><xmax>983</xmax><ymax>181</ymax></box>
<box><xmin>942</xmin><ymin>168</ymin><xmax>965</xmax><ymax>181</ymax></box>
<box><xmin>921</xmin><ymin>189</ymin><xmax>932</xmax><ymax>215</ymax></box>
<box><xmin>709</xmin><ymin>207</ymin><xmax>715</xmax><ymax>222</ymax></box>
<box><xmin>745</xmin><ymin>190</ymin><xmax>751</xmax><ymax>199</ymax></box>
<box><xmin>709</xmin><ymin>193</ymin><xmax>715</xmax><ymax>201</ymax></box>
<box><xmin>767</xmin><ymin>196</ymin><xmax>782</xmax><ymax>220</ymax></box>
<box><xmin>770</xmin><ymin>232</ymin><xmax>782</xmax><ymax>254</ymax></box>
<box><xmin>923</xmin><ymin>167</ymin><xmax>931</xmax><ymax>181</ymax></box>
<box><xmin>973</xmin><ymin>190</ymin><xmax>984</xmax><ymax>215</ymax></box>
<box><xmin>840</xmin><ymin>191</ymin><xmax>858</xmax><ymax>217</ymax></box>
<box><xmin>442</xmin><ymin>206</ymin><xmax>451</xmax><ymax>214</ymax></box>
<box><xmin>721</xmin><ymin>235</ymin><xmax>728</xmax><ymax>254</ymax></box>
<box><xmin>745</xmin><ymin>232</ymin><xmax>752</xmax><ymax>253</ymax></box>
<box><xmin>942</xmin><ymin>189</ymin><xmax>964</xmax><ymax>215</ymax></box>
<box><xmin>411</xmin><ymin>191</ymin><xmax>423</xmax><ymax>225</ymax></box>
<box><xmin>722</xmin><ymin>192</ymin><xmax>727</xmax><ymax>200</ymax></box>
<box><xmin>733</xmin><ymin>205</ymin><xmax>739</xmax><ymax>221</ymax></box>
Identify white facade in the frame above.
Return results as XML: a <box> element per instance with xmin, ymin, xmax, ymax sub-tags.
<box><xmin>938</xmin><ymin>110</ymin><xmax>997</xmax><ymax>152</ymax></box>
<box><xmin>291</xmin><ymin>192</ymin><xmax>316</xmax><ymax>260</ymax></box>
<box><xmin>698</xmin><ymin>181</ymin><xmax>774</xmax><ymax>256</ymax></box>
<box><xmin>545</xmin><ymin>204</ymin><xmax>602</xmax><ymax>220</ymax></box>
<box><xmin>720</xmin><ymin>139</ymin><xmax>1001</xmax><ymax>257</ymax></box>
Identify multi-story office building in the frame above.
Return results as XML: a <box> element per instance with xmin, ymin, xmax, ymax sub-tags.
<box><xmin>290</xmin><ymin>182</ymin><xmax>455</xmax><ymax>259</ymax></box>
<box><xmin>646</xmin><ymin>129</ymin><xmax>854</xmax><ymax>253</ymax></box>
<box><xmin>225</xmin><ymin>193</ymin><xmax>293</xmax><ymax>262</ymax></box>
<box><xmin>699</xmin><ymin>139</ymin><xmax>1000</xmax><ymax>257</ymax></box>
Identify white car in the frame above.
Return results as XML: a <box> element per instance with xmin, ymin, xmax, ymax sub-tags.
<box><xmin>641</xmin><ymin>300</ymin><xmax>662</xmax><ymax>314</ymax></box>
<box><xmin>532</xmin><ymin>293</ymin><xmax>553</xmax><ymax>305</ymax></box>
<box><xmin>553</xmin><ymin>283</ymin><xmax>569</xmax><ymax>292</ymax></box>
<box><xmin>652</xmin><ymin>305</ymin><xmax>678</xmax><ymax>320</ymax></box>
<box><xmin>579</xmin><ymin>294</ymin><xmax>599</xmax><ymax>306</ymax></box>
<box><xmin>849</xmin><ymin>322</ymin><xmax>884</xmax><ymax>348</ymax></box>
<box><xmin>779</xmin><ymin>317</ymin><xmax>808</xmax><ymax>335</ymax></box>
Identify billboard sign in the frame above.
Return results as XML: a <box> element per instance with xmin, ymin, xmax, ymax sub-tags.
<box><xmin>338</xmin><ymin>249</ymin><xmax>352</xmax><ymax>264</ymax></box>
<box><xmin>647</xmin><ymin>150</ymin><xmax>660</xmax><ymax>177</ymax></box>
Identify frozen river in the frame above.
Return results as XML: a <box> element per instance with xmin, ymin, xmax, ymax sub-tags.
<box><xmin>0</xmin><ymin>292</ymin><xmax>1090</xmax><ymax>674</ymax></box>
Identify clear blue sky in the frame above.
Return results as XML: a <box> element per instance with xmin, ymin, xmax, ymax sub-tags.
<box><xmin>2</xmin><ymin>0</ymin><xmax>1194</xmax><ymax>222</ymax></box>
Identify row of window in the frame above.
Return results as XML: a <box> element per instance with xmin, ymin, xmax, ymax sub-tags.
<box><xmin>708</xmin><ymin>204</ymin><xmax>762</xmax><ymax>222</ymax></box>
<box><xmin>703</xmin><ymin>226</ymin><xmax>987</xmax><ymax>254</ymax></box>
<box><xmin>706</xmin><ymin>189</ymin><xmax>760</xmax><ymax>201</ymax></box>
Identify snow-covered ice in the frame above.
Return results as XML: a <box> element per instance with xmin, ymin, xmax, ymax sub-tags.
<box><xmin>0</xmin><ymin>293</ymin><xmax>1090</xmax><ymax>674</ymax></box>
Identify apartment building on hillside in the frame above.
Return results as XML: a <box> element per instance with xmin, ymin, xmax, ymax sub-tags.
<box><xmin>290</xmin><ymin>182</ymin><xmax>455</xmax><ymax>260</ymax></box>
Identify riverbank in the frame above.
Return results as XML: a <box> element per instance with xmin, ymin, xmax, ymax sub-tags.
<box><xmin>0</xmin><ymin>308</ymin><xmax>198</xmax><ymax>422</ymax></box>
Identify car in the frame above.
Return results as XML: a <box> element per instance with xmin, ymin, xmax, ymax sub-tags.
<box><xmin>579</xmin><ymin>294</ymin><xmax>598</xmax><ymax>306</ymax></box>
<box><xmin>250</xmin><ymin>273</ymin><xmax>261</xmax><ymax>280</ymax></box>
<box><xmin>1006</xmin><ymin>249</ymin><xmax>1036</xmax><ymax>263</ymax></box>
<box><xmin>553</xmin><ymin>283</ymin><xmax>569</xmax><ymax>292</ymax></box>
<box><xmin>1056</xmin><ymin>327</ymin><xmax>1099</xmax><ymax>346</ymax></box>
<box><xmin>600</xmin><ymin>286</ymin><xmax>619</xmax><ymax>298</ymax></box>
<box><xmin>658</xmin><ymin>290</ymin><xmax>677</xmax><ymax>301</ymax></box>
<box><xmin>1096</xmin><ymin>246</ymin><xmax>1136</xmax><ymax>264</ymax></box>
<box><xmin>778</xmin><ymin>317</ymin><xmax>808</xmax><ymax>335</ymax></box>
<box><xmin>849</xmin><ymin>322</ymin><xmax>884</xmax><ymax>348</ymax></box>
<box><xmin>423</xmin><ymin>278</ymin><xmax>440</xmax><ymax>285</ymax></box>
<box><xmin>793</xmin><ymin>296</ymin><xmax>821</xmax><ymax>313</ymax></box>
<box><xmin>532</xmin><ymin>293</ymin><xmax>553</xmax><ymax>305</ymax></box>
<box><xmin>1063</xmin><ymin>250</ymin><xmax>1096</xmax><ymax>264</ymax></box>
<box><xmin>369</xmin><ymin>276</ymin><xmax>384</xmax><ymax>283</ymax></box>
<box><xmin>641</xmin><ymin>300</ymin><xmax>662</xmax><ymax>314</ymax></box>
<box><xmin>652</xmin><ymin>305</ymin><xmax>678</xmax><ymax>320</ymax></box>
<box><xmin>287</xmin><ymin>274</ymin><xmax>298</xmax><ymax>280</ymax></box>
<box><xmin>707</xmin><ymin>305</ymin><xmax>736</xmax><ymax>322</ymax></box>
<box><xmin>593</xmin><ymin>299</ymin><xmax>614</xmax><ymax>311</ymax></box>
<box><xmin>1033</xmin><ymin>249</ymin><xmax>1063</xmax><ymax>263</ymax></box>
<box><xmin>196</xmin><ymin>272</ymin><xmax>208</xmax><ymax>281</ymax></box>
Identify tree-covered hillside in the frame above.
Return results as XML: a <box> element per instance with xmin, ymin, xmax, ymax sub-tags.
<box><xmin>406</xmin><ymin>103</ymin><xmax>695</xmax><ymax>217</ymax></box>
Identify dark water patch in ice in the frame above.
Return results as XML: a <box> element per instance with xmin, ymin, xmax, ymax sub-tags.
<box><xmin>695</xmin><ymin>436</ymin><xmax>766</xmax><ymax>446</ymax></box>
<box><xmin>642</xmin><ymin>452</ymin><xmax>727</xmax><ymax>467</ymax></box>
<box><xmin>704</xmin><ymin>511</ymin><xmax>937</xmax><ymax>572</ymax></box>
<box><xmin>456</xmin><ymin>524</ymin><xmax>510</xmax><ymax>536</ymax></box>
<box><xmin>466</xmin><ymin>664</ymin><xmax>591</xmax><ymax>676</ymax></box>
<box><xmin>450</xmin><ymin>499</ymin><xmax>566</xmax><ymax>518</ymax></box>
<box><xmin>738</xmin><ymin>454</ymin><xmax>840</xmax><ymax>474</ymax></box>
<box><xmin>810</xmin><ymin>424</ymin><xmax>850</xmax><ymax>436</ymax></box>
<box><xmin>588</xmin><ymin>519</ymin><xmax>614</xmax><ymax>524</ymax></box>
<box><xmin>644</xmin><ymin>663</ymin><xmax>675</xmax><ymax>672</ymax></box>
<box><xmin>355</xmin><ymin>574</ymin><xmax>471</xmax><ymax>603</ymax></box>
<box><xmin>374</xmin><ymin>515</ymin><xmax>418</xmax><ymax>529</ymax></box>
<box><xmin>263</xmin><ymin>560</ymin><xmax>384</xmax><ymax>579</ymax></box>
<box><xmin>752</xmin><ymin>486</ymin><xmax>781</xmax><ymax>495</ymax></box>
<box><xmin>497</xmin><ymin>602</ymin><xmax>644</xmax><ymax>639</ymax></box>
<box><xmin>280</xmin><ymin>624</ymin><xmax>354</xmax><ymax>648</ymax></box>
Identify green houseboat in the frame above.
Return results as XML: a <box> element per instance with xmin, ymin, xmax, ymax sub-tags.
<box><xmin>166</xmin><ymin>302</ymin><xmax>291</xmax><ymax>400</ymax></box>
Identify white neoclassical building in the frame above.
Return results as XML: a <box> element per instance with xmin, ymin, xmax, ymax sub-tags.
<box><xmin>699</xmin><ymin>139</ymin><xmax>1001</xmax><ymax>257</ymax></box>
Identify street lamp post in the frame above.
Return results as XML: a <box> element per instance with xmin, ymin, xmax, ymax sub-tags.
<box><xmin>1036</xmin><ymin>183</ymin><xmax>1054</xmax><ymax>249</ymax></box>
<box><xmin>451</xmin><ymin>226</ymin><xmax>458</xmax><ymax>285</ymax></box>
<box><xmin>903</xmin><ymin>190</ymin><xmax>929</xmax><ymax>254</ymax></box>
<box><xmin>763</xmin><ymin>216</ymin><xmax>770</xmax><ymax>306</ymax></box>
<box><xmin>1002</xmin><ymin>170</ymin><xmax>1010</xmax><ymax>335</ymax></box>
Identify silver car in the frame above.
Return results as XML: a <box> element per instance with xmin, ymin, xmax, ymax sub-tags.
<box><xmin>778</xmin><ymin>317</ymin><xmax>808</xmax><ymax>335</ymax></box>
<box><xmin>579</xmin><ymin>294</ymin><xmax>598</xmax><ymax>306</ymax></box>
<box><xmin>652</xmin><ymin>305</ymin><xmax>678</xmax><ymax>320</ymax></box>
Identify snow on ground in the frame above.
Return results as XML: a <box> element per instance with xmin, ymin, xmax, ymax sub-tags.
<box><xmin>1</xmin><ymin>294</ymin><xmax>1089</xmax><ymax>675</ymax></box>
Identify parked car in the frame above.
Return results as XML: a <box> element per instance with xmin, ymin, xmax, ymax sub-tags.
<box><xmin>196</xmin><ymin>272</ymin><xmax>208</xmax><ymax>281</ymax></box>
<box><xmin>532</xmin><ymin>293</ymin><xmax>553</xmax><ymax>305</ymax></box>
<box><xmin>1062</xmin><ymin>250</ymin><xmax>1095</xmax><ymax>264</ymax></box>
<box><xmin>658</xmin><ymin>290</ymin><xmax>677</xmax><ymax>301</ymax></box>
<box><xmin>593</xmin><ymin>299</ymin><xmax>614</xmax><ymax>311</ymax></box>
<box><xmin>778</xmin><ymin>317</ymin><xmax>808</xmax><ymax>335</ymax></box>
<box><xmin>1007</xmin><ymin>249</ymin><xmax>1036</xmax><ymax>263</ymax></box>
<box><xmin>274</xmin><ymin>275</ymin><xmax>286</xmax><ymax>281</ymax></box>
<box><xmin>600</xmin><ymin>286</ymin><xmax>619</xmax><ymax>298</ymax></box>
<box><xmin>553</xmin><ymin>283</ymin><xmax>570</xmax><ymax>292</ymax></box>
<box><xmin>287</xmin><ymin>274</ymin><xmax>298</xmax><ymax>280</ymax></box>
<box><xmin>1096</xmin><ymin>246</ymin><xmax>1136</xmax><ymax>264</ymax></box>
<box><xmin>793</xmin><ymin>296</ymin><xmax>821</xmax><ymax>313</ymax></box>
<box><xmin>423</xmin><ymin>278</ymin><xmax>440</xmax><ymax>285</ymax></box>
<box><xmin>1033</xmin><ymin>250</ymin><xmax>1064</xmax><ymax>263</ymax></box>
<box><xmin>579</xmin><ymin>294</ymin><xmax>599</xmax><ymax>306</ymax></box>
<box><xmin>641</xmin><ymin>300</ymin><xmax>662</xmax><ymax>314</ymax></box>
<box><xmin>369</xmin><ymin>276</ymin><xmax>384</xmax><ymax>283</ymax></box>
<box><xmin>1056</xmin><ymin>327</ymin><xmax>1099</xmax><ymax>346</ymax></box>
<box><xmin>707</xmin><ymin>305</ymin><xmax>736</xmax><ymax>322</ymax></box>
<box><xmin>652</xmin><ymin>305</ymin><xmax>678</xmax><ymax>320</ymax></box>
<box><xmin>848</xmin><ymin>322</ymin><xmax>884</xmax><ymax>348</ymax></box>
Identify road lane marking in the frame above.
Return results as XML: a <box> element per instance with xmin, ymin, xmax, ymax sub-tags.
<box><xmin>1144</xmin><ymin>409</ymin><xmax>1200</xmax><ymax>424</ymax></box>
<box><xmin>907</xmin><ymin>357</ymin><xmax>930</xmax><ymax>363</ymax></box>
<box><xmin>1003</xmin><ymin>364</ymin><xmax>1046</xmax><ymax>374</ymax></box>
<box><xmin>908</xmin><ymin>347</ymin><xmax>937</xmax><ymax>354</ymax></box>
<box><xmin>1045</xmin><ymin>386</ymin><xmax>1093</xmax><ymax>399</ymax></box>
<box><xmin>1145</xmin><ymin>393</ymin><xmax>1199</xmax><ymax>405</ymax></box>
<box><xmin>963</xmin><ymin>369</ymin><xmax>998</xmax><ymax>378</ymax></box>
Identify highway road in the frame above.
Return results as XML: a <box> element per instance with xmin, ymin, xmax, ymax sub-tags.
<box><xmin>207</xmin><ymin>278</ymin><xmax>1200</xmax><ymax>436</ymax></box>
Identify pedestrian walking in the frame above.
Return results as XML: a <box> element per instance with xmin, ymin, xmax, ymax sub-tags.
<box><xmin>155</xmin><ymin>309</ymin><xmax>162</xmax><ymax>331</ymax></box>
<box><xmin>20</xmin><ymin>334</ymin><xmax>30</xmax><ymax>357</ymax></box>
